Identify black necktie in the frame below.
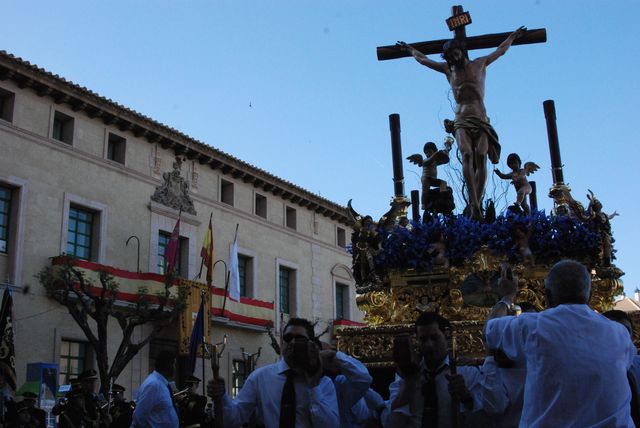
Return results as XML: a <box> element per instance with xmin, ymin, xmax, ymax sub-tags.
<box><xmin>279</xmin><ymin>370</ymin><xmax>296</xmax><ymax>428</ymax></box>
<box><xmin>422</xmin><ymin>366</ymin><xmax>446</xmax><ymax>428</ymax></box>
<box><xmin>167</xmin><ymin>383</ymin><xmax>178</xmax><ymax>416</ymax></box>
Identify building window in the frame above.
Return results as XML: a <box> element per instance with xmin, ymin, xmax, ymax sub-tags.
<box><xmin>158</xmin><ymin>231</ymin><xmax>187</xmax><ymax>277</ymax></box>
<box><xmin>66</xmin><ymin>206</ymin><xmax>94</xmax><ymax>260</ymax></box>
<box><xmin>52</xmin><ymin>111</ymin><xmax>74</xmax><ymax>144</ymax></box>
<box><xmin>255</xmin><ymin>193</ymin><xmax>267</xmax><ymax>218</ymax></box>
<box><xmin>59</xmin><ymin>340</ymin><xmax>87</xmax><ymax>386</ymax></box>
<box><xmin>238</xmin><ymin>255</ymin><xmax>253</xmax><ymax>298</ymax></box>
<box><xmin>285</xmin><ymin>206</ymin><xmax>296</xmax><ymax>230</ymax></box>
<box><xmin>232</xmin><ymin>360</ymin><xmax>247</xmax><ymax>398</ymax></box>
<box><xmin>335</xmin><ymin>283</ymin><xmax>349</xmax><ymax>320</ymax></box>
<box><xmin>279</xmin><ymin>266</ymin><xmax>293</xmax><ymax>314</ymax></box>
<box><xmin>107</xmin><ymin>133</ymin><xmax>126</xmax><ymax>164</ymax></box>
<box><xmin>221</xmin><ymin>179</ymin><xmax>234</xmax><ymax>206</ymax></box>
<box><xmin>0</xmin><ymin>186</ymin><xmax>10</xmax><ymax>253</ymax></box>
<box><xmin>0</xmin><ymin>88</ymin><xmax>15</xmax><ymax>122</ymax></box>
<box><xmin>337</xmin><ymin>227</ymin><xmax>346</xmax><ymax>248</ymax></box>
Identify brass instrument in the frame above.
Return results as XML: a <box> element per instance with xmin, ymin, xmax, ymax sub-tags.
<box><xmin>172</xmin><ymin>387</ymin><xmax>191</xmax><ymax>401</ymax></box>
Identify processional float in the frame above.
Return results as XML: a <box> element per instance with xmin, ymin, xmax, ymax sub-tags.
<box><xmin>336</xmin><ymin>6</ymin><xmax>624</xmax><ymax>388</ymax></box>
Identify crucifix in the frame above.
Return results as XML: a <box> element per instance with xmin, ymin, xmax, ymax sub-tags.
<box><xmin>377</xmin><ymin>5</ymin><xmax>546</xmax><ymax>61</ymax></box>
<box><xmin>378</xmin><ymin>5</ymin><xmax>546</xmax><ymax>219</ymax></box>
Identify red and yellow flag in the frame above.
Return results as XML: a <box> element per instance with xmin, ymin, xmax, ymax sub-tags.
<box><xmin>200</xmin><ymin>216</ymin><xmax>214</xmax><ymax>286</ymax></box>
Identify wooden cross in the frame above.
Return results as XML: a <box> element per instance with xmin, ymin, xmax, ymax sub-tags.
<box><xmin>377</xmin><ymin>5</ymin><xmax>546</xmax><ymax>61</ymax></box>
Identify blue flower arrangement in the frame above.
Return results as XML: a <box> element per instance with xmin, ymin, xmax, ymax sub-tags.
<box><xmin>375</xmin><ymin>210</ymin><xmax>603</xmax><ymax>271</ymax></box>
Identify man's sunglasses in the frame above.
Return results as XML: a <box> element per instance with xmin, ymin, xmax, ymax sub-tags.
<box><xmin>283</xmin><ymin>333</ymin><xmax>309</xmax><ymax>343</ymax></box>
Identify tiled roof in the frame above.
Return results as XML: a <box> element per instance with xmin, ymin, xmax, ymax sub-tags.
<box><xmin>614</xmin><ymin>297</ymin><xmax>640</xmax><ymax>313</ymax></box>
<box><xmin>0</xmin><ymin>50</ymin><xmax>352</xmax><ymax>224</ymax></box>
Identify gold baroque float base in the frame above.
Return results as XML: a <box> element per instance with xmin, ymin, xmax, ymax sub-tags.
<box><xmin>346</xmin><ymin>249</ymin><xmax>624</xmax><ymax>365</ymax></box>
<box><xmin>336</xmin><ymin>320</ymin><xmax>487</xmax><ymax>366</ymax></box>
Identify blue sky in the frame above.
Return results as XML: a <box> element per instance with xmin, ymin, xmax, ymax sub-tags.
<box><xmin>3</xmin><ymin>0</ymin><xmax>639</xmax><ymax>295</ymax></box>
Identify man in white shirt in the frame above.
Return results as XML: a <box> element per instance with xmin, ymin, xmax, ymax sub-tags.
<box><xmin>384</xmin><ymin>312</ymin><xmax>484</xmax><ymax>428</ymax></box>
<box><xmin>320</xmin><ymin>342</ymin><xmax>373</xmax><ymax>427</ymax></box>
<box><xmin>485</xmin><ymin>259</ymin><xmax>636</xmax><ymax>427</ymax></box>
<box><xmin>207</xmin><ymin>317</ymin><xmax>339</xmax><ymax>428</ymax></box>
<box><xmin>131</xmin><ymin>350</ymin><xmax>179</xmax><ymax>428</ymax></box>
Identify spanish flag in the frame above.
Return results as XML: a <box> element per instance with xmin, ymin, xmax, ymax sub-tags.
<box><xmin>200</xmin><ymin>215</ymin><xmax>214</xmax><ymax>286</ymax></box>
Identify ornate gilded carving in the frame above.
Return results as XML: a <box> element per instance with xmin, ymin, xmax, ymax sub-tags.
<box><xmin>348</xmin><ymin>246</ymin><xmax>624</xmax><ymax>366</ymax></box>
<box><xmin>335</xmin><ymin>320</ymin><xmax>489</xmax><ymax>367</ymax></box>
<box><xmin>151</xmin><ymin>156</ymin><xmax>197</xmax><ymax>215</ymax></box>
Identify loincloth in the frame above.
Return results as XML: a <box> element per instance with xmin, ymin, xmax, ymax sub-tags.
<box><xmin>446</xmin><ymin>116</ymin><xmax>501</xmax><ymax>164</ymax></box>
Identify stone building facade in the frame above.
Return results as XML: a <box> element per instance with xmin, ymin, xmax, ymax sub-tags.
<box><xmin>0</xmin><ymin>50</ymin><xmax>359</xmax><ymax>400</ymax></box>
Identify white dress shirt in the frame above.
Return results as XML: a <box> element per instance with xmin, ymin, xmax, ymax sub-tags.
<box><xmin>219</xmin><ymin>358</ymin><xmax>339</xmax><ymax>428</ymax></box>
<box><xmin>479</xmin><ymin>355</ymin><xmax>526</xmax><ymax>428</ymax></box>
<box><xmin>131</xmin><ymin>371</ymin><xmax>179</xmax><ymax>428</ymax></box>
<box><xmin>350</xmin><ymin>389</ymin><xmax>386</xmax><ymax>428</ymax></box>
<box><xmin>486</xmin><ymin>304</ymin><xmax>636</xmax><ymax>428</ymax></box>
<box><xmin>332</xmin><ymin>351</ymin><xmax>373</xmax><ymax>428</ymax></box>
<box><xmin>384</xmin><ymin>356</ymin><xmax>484</xmax><ymax>428</ymax></box>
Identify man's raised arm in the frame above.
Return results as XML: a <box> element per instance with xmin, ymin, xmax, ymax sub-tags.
<box><xmin>483</xmin><ymin>26</ymin><xmax>526</xmax><ymax>66</ymax></box>
<box><xmin>396</xmin><ymin>41</ymin><xmax>448</xmax><ymax>74</ymax></box>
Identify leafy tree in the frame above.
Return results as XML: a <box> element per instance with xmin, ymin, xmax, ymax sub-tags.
<box><xmin>37</xmin><ymin>255</ymin><xmax>187</xmax><ymax>393</ymax></box>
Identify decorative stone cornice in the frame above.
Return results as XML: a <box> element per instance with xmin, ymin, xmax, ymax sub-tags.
<box><xmin>0</xmin><ymin>50</ymin><xmax>351</xmax><ymax>225</ymax></box>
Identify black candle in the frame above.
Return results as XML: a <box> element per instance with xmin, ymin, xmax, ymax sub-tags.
<box><xmin>543</xmin><ymin>100</ymin><xmax>564</xmax><ymax>185</ymax></box>
<box><xmin>411</xmin><ymin>190</ymin><xmax>420</xmax><ymax>221</ymax></box>
<box><xmin>529</xmin><ymin>181</ymin><xmax>538</xmax><ymax>212</ymax></box>
<box><xmin>389</xmin><ymin>114</ymin><xmax>405</xmax><ymax>197</ymax></box>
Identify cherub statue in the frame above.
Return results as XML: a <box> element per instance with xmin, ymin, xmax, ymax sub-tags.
<box><xmin>427</xmin><ymin>230</ymin><xmax>449</xmax><ymax>268</ymax></box>
<box><xmin>494</xmin><ymin>153</ymin><xmax>539</xmax><ymax>215</ymax></box>
<box><xmin>512</xmin><ymin>223</ymin><xmax>534</xmax><ymax>265</ymax></box>
<box><xmin>407</xmin><ymin>137</ymin><xmax>453</xmax><ymax>213</ymax></box>
<box><xmin>347</xmin><ymin>200</ymin><xmax>381</xmax><ymax>291</ymax></box>
<box><xmin>586</xmin><ymin>190</ymin><xmax>618</xmax><ymax>266</ymax></box>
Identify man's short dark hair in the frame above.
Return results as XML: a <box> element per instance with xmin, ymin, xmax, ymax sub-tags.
<box><xmin>155</xmin><ymin>350</ymin><xmax>176</xmax><ymax>372</ymax></box>
<box><xmin>284</xmin><ymin>317</ymin><xmax>315</xmax><ymax>340</ymax></box>
<box><xmin>415</xmin><ymin>311</ymin><xmax>450</xmax><ymax>332</ymax></box>
<box><xmin>603</xmin><ymin>309</ymin><xmax>633</xmax><ymax>328</ymax></box>
<box><xmin>544</xmin><ymin>260</ymin><xmax>591</xmax><ymax>305</ymax></box>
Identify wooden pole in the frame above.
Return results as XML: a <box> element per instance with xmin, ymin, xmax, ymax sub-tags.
<box><xmin>449</xmin><ymin>335</ymin><xmax>461</xmax><ymax>428</ymax></box>
<box><xmin>211</xmin><ymin>344</ymin><xmax>223</xmax><ymax>428</ymax></box>
<box><xmin>201</xmin><ymin>290</ymin><xmax>207</xmax><ymax>398</ymax></box>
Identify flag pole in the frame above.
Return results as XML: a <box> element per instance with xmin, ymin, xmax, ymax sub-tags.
<box><xmin>201</xmin><ymin>289</ymin><xmax>207</xmax><ymax>397</ymax></box>
<box><xmin>220</xmin><ymin>224</ymin><xmax>239</xmax><ymax>318</ymax></box>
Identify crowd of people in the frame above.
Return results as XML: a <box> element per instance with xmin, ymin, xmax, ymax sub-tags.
<box><xmin>4</xmin><ymin>259</ymin><xmax>638</xmax><ymax>427</ymax></box>
<box><xmin>203</xmin><ymin>260</ymin><xmax>639</xmax><ymax>427</ymax></box>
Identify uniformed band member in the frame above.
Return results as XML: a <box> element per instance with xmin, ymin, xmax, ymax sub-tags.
<box><xmin>177</xmin><ymin>376</ymin><xmax>207</xmax><ymax>428</ymax></box>
<box><xmin>54</xmin><ymin>383</ymin><xmax>85</xmax><ymax>428</ymax></box>
<box><xmin>53</xmin><ymin>370</ymin><xmax>111</xmax><ymax>428</ymax></box>
<box><xmin>18</xmin><ymin>392</ymin><xmax>46</xmax><ymax>428</ymax></box>
<box><xmin>15</xmin><ymin>401</ymin><xmax>38</xmax><ymax>428</ymax></box>
<box><xmin>108</xmin><ymin>384</ymin><xmax>134</xmax><ymax>428</ymax></box>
